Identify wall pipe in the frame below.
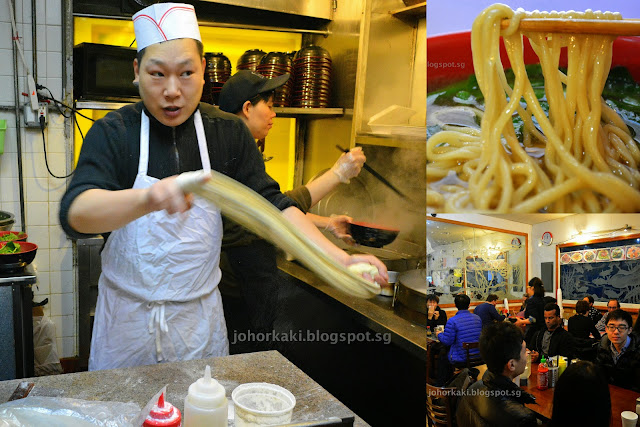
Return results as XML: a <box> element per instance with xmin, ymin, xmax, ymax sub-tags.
<box><xmin>10</xmin><ymin>0</ymin><xmax>26</xmax><ymax>233</ymax></box>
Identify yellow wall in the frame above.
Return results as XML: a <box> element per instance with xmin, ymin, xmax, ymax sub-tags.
<box><xmin>73</xmin><ymin>18</ymin><xmax>300</xmax><ymax>190</ymax></box>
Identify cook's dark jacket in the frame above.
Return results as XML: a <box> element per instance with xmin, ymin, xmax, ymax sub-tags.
<box><xmin>456</xmin><ymin>370</ymin><xmax>538</xmax><ymax>427</ymax></box>
<box><xmin>59</xmin><ymin>102</ymin><xmax>298</xmax><ymax>241</ymax></box>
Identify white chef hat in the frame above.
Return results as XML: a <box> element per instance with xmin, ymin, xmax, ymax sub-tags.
<box><xmin>132</xmin><ymin>3</ymin><xmax>202</xmax><ymax>52</ymax></box>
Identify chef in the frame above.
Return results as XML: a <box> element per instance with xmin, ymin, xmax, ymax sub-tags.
<box><xmin>218</xmin><ymin>70</ymin><xmax>366</xmax><ymax>348</ymax></box>
<box><xmin>59</xmin><ymin>2</ymin><xmax>387</xmax><ymax>371</ymax></box>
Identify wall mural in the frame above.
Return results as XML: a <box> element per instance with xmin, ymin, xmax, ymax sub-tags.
<box><xmin>559</xmin><ymin>237</ymin><xmax>640</xmax><ymax>304</ymax></box>
<box><xmin>427</xmin><ymin>219</ymin><xmax>527</xmax><ymax>304</ymax></box>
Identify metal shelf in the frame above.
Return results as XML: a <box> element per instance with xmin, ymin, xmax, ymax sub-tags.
<box><xmin>390</xmin><ymin>2</ymin><xmax>426</xmax><ymax>21</ymax></box>
<box><xmin>75</xmin><ymin>101</ymin><xmax>344</xmax><ymax>118</ymax></box>
<box><xmin>355</xmin><ymin>132</ymin><xmax>426</xmax><ymax>149</ymax></box>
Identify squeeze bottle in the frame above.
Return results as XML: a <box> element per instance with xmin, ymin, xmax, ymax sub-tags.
<box><xmin>537</xmin><ymin>355</ymin><xmax>549</xmax><ymax>390</ymax></box>
<box><xmin>143</xmin><ymin>392</ymin><xmax>181</xmax><ymax>427</ymax></box>
<box><xmin>184</xmin><ymin>365</ymin><xmax>228</xmax><ymax>427</ymax></box>
<box><xmin>558</xmin><ymin>356</ymin><xmax>567</xmax><ymax>376</ymax></box>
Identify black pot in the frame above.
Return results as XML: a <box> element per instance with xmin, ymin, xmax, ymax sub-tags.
<box><xmin>0</xmin><ymin>211</ymin><xmax>14</xmax><ymax>231</ymax></box>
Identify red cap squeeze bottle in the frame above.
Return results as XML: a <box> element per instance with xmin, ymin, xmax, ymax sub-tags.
<box><xmin>143</xmin><ymin>392</ymin><xmax>182</xmax><ymax>427</ymax></box>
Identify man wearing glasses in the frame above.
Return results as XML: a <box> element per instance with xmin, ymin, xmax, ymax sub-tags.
<box><xmin>594</xmin><ymin>299</ymin><xmax>621</xmax><ymax>334</ymax></box>
<box><xmin>595</xmin><ymin>309</ymin><xmax>640</xmax><ymax>391</ymax></box>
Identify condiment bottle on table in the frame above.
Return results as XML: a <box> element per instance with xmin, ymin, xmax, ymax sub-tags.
<box><xmin>184</xmin><ymin>365</ymin><xmax>228</xmax><ymax>427</ymax></box>
<box><xmin>537</xmin><ymin>355</ymin><xmax>549</xmax><ymax>391</ymax></box>
<box><xmin>143</xmin><ymin>392</ymin><xmax>182</xmax><ymax>427</ymax></box>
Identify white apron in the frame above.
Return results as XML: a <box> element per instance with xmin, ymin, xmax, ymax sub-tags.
<box><xmin>89</xmin><ymin>110</ymin><xmax>228</xmax><ymax>371</ymax></box>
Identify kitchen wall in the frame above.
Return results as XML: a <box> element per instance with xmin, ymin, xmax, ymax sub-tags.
<box><xmin>0</xmin><ymin>0</ymin><xmax>75</xmax><ymax>359</ymax></box>
<box><xmin>530</xmin><ymin>213</ymin><xmax>640</xmax><ymax>308</ymax></box>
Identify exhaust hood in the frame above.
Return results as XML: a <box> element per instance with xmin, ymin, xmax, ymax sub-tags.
<box><xmin>198</xmin><ymin>0</ymin><xmax>334</xmax><ymax>20</ymax></box>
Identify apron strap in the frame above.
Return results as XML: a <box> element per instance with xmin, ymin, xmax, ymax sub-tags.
<box><xmin>139</xmin><ymin>110</ymin><xmax>211</xmax><ymax>174</ymax></box>
<box><xmin>139</xmin><ymin>111</ymin><xmax>151</xmax><ymax>175</ymax></box>
<box><xmin>148</xmin><ymin>302</ymin><xmax>168</xmax><ymax>362</ymax></box>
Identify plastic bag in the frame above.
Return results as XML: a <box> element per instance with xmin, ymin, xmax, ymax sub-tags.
<box><xmin>32</xmin><ymin>315</ymin><xmax>63</xmax><ymax>376</ymax></box>
<box><xmin>0</xmin><ymin>396</ymin><xmax>140</xmax><ymax>427</ymax></box>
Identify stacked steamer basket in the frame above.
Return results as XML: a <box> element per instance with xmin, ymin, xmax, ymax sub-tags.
<box><xmin>203</xmin><ymin>52</ymin><xmax>232</xmax><ymax>105</ymax></box>
<box><xmin>256</xmin><ymin>52</ymin><xmax>294</xmax><ymax>107</ymax></box>
<box><xmin>293</xmin><ymin>46</ymin><xmax>332</xmax><ymax>108</ymax></box>
<box><xmin>236</xmin><ymin>49</ymin><xmax>267</xmax><ymax>72</ymax></box>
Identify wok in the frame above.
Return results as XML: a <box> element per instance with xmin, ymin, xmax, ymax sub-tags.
<box><xmin>349</xmin><ymin>220</ymin><xmax>399</xmax><ymax>248</ymax></box>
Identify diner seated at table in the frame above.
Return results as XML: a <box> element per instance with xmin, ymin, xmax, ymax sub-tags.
<box><xmin>473</xmin><ymin>294</ymin><xmax>505</xmax><ymax>329</ymax></box>
<box><xmin>549</xmin><ymin>361</ymin><xmax>611</xmax><ymax>427</ymax></box>
<box><xmin>595</xmin><ymin>309</ymin><xmax>640</xmax><ymax>392</ymax></box>
<box><xmin>583</xmin><ymin>295</ymin><xmax>603</xmax><ymax>325</ymax></box>
<box><xmin>568</xmin><ymin>300</ymin><xmax>600</xmax><ymax>341</ymax></box>
<box><xmin>456</xmin><ymin>322</ymin><xmax>538</xmax><ymax>427</ymax></box>
<box><xmin>595</xmin><ymin>299</ymin><xmax>620</xmax><ymax>334</ymax></box>
<box><xmin>426</xmin><ymin>294</ymin><xmax>448</xmax><ymax>331</ymax></box>
<box><xmin>435</xmin><ymin>294</ymin><xmax>482</xmax><ymax>385</ymax></box>
<box><xmin>528</xmin><ymin>303</ymin><xmax>575</xmax><ymax>363</ymax></box>
<box><xmin>567</xmin><ymin>300</ymin><xmax>600</xmax><ymax>361</ymax></box>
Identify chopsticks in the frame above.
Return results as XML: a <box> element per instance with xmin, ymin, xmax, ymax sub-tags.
<box><xmin>500</xmin><ymin>18</ymin><xmax>640</xmax><ymax>36</ymax></box>
<box><xmin>335</xmin><ymin>145</ymin><xmax>409</xmax><ymax>200</ymax></box>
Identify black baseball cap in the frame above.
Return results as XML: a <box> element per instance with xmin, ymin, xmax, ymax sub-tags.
<box><xmin>218</xmin><ymin>70</ymin><xmax>290</xmax><ymax>113</ymax></box>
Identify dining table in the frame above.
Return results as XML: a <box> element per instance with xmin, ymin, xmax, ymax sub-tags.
<box><xmin>522</xmin><ymin>362</ymin><xmax>640</xmax><ymax>427</ymax></box>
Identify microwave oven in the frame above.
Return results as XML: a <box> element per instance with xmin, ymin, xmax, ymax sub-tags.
<box><xmin>74</xmin><ymin>43</ymin><xmax>140</xmax><ymax>102</ymax></box>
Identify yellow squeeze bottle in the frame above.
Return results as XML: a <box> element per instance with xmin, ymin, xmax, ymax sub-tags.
<box><xmin>558</xmin><ymin>356</ymin><xmax>567</xmax><ymax>376</ymax></box>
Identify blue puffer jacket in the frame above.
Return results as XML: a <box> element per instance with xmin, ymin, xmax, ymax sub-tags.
<box><xmin>438</xmin><ymin>310</ymin><xmax>483</xmax><ymax>363</ymax></box>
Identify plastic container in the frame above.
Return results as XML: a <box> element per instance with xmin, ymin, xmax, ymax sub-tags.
<box><xmin>537</xmin><ymin>356</ymin><xmax>549</xmax><ymax>391</ymax></box>
<box><xmin>184</xmin><ymin>365</ymin><xmax>227</xmax><ymax>427</ymax></box>
<box><xmin>232</xmin><ymin>383</ymin><xmax>295</xmax><ymax>426</ymax></box>
<box><xmin>143</xmin><ymin>392</ymin><xmax>181</xmax><ymax>427</ymax></box>
<box><xmin>0</xmin><ymin>119</ymin><xmax>6</xmax><ymax>155</ymax></box>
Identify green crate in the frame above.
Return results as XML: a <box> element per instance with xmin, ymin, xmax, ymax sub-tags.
<box><xmin>0</xmin><ymin>120</ymin><xmax>6</xmax><ymax>155</ymax></box>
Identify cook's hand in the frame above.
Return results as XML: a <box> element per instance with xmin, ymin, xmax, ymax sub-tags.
<box><xmin>331</xmin><ymin>147</ymin><xmax>365</xmax><ymax>183</ymax></box>
<box><xmin>346</xmin><ymin>254</ymin><xmax>388</xmax><ymax>285</ymax></box>
<box><xmin>326</xmin><ymin>215</ymin><xmax>355</xmax><ymax>245</ymax></box>
<box><xmin>145</xmin><ymin>175</ymin><xmax>209</xmax><ymax>215</ymax></box>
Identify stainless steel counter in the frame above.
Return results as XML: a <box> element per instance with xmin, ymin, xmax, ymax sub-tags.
<box><xmin>0</xmin><ymin>265</ymin><xmax>36</xmax><ymax>380</ymax></box>
<box><xmin>0</xmin><ymin>350</ymin><xmax>367</xmax><ymax>426</ymax></box>
<box><xmin>277</xmin><ymin>256</ymin><xmax>426</xmax><ymax>361</ymax></box>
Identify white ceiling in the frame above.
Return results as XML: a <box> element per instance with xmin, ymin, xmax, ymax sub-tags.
<box><xmin>482</xmin><ymin>214</ymin><xmax>575</xmax><ymax>225</ymax></box>
<box><xmin>427</xmin><ymin>214</ymin><xmax>575</xmax><ymax>246</ymax></box>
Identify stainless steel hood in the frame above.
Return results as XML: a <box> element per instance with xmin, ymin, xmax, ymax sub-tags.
<box><xmin>199</xmin><ymin>0</ymin><xmax>334</xmax><ymax>20</ymax></box>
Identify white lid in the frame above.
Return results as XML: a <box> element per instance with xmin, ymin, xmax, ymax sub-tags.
<box><xmin>133</xmin><ymin>3</ymin><xmax>202</xmax><ymax>52</ymax></box>
<box><xmin>187</xmin><ymin>365</ymin><xmax>227</xmax><ymax>409</ymax></box>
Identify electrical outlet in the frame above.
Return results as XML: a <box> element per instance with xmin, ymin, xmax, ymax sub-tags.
<box><xmin>24</xmin><ymin>102</ymin><xmax>48</xmax><ymax>128</ymax></box>
<box><xmin>38</xmin><ymin>103</ymin><xmax>47</xmax><ymax>128</ymax></box>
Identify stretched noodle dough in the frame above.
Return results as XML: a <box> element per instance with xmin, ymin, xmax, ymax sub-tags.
<box><xmin>177</xmin><ymin>170</ymin><xmax>381</xmax><ymax>298</ymax></box>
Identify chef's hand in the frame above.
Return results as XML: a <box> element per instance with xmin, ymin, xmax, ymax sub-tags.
<box><xmin>145</xmin><ymin>175</ymin><xmax>210</xmax><ymax>215</ymax></box>
<box><xmin>326</xmin><ymin>215</ymin><xmax>355</xmax><ymax>245</ymax></box>
<box><xmin>331</xmin><ymin>147</ymin><xmax>365</xmax><ymax>183</ymax></box>
<box><xmin>346</xmin><ymin>254</ymin><xmax>388</xmax><ymax>285</ymax></box>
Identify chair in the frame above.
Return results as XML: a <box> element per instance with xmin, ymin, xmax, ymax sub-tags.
<box><xmin>426</xmin><ymin>383</ymin><xmax>457</xmax><ymax>427</ymax></box>
<box><xmin>452</xmin><ymin>342</ymin><xmax>483</xmax><ymax>371</ymax></box>
<box><xmin>462</xmin><ymin>342</ymin><xmax>483</xmax><ymax>368</ymax></box>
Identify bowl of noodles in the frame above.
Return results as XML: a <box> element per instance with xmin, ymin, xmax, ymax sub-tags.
<box><xmin>427</xmin><ymin>4</ymin><xmax>640</xmax><ymax>212</ymax></box>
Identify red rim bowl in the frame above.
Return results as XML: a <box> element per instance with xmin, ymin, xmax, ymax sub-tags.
<box><xmin>0</xmin><ymin>241</ymin><xmax>38</xmax><ymax>271</ymax></box>
<box><xmin>0</xmin><ymin>231</ymin><xmax>28</xmax><ymax>242</ymax></box>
